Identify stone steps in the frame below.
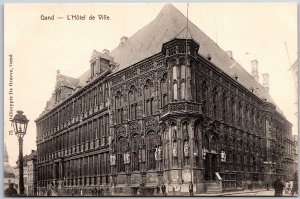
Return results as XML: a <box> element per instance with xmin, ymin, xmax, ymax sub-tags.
<box><xmin>205</xmin><ymin>182</ymin><xmax>222</xmax><ymax>194</ymax></box>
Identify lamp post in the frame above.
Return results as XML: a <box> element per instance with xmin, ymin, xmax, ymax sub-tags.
<box><xmin>11</xmin><ymin>110</ymin><xmax>29</xmax><ymax>196</ymax></box>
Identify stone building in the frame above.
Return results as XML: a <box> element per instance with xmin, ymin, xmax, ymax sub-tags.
<box><xmin>35</xmin><ymin>4</ymin><xmax>296</xmax><ymax>195</ymax></box>
<box><xmin>26</xmin><ymin>150</ymin><xmax>37</xmax><ymax>196</ymax></box>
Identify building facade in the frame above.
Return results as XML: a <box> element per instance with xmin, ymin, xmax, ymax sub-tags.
<box><xmin>35</xmin><ymin>4</ymin><xmax>296</xmax><ymax>195</ymax></box>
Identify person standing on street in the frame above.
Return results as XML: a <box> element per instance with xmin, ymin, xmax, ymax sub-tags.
<box><xmin>4</xmin><ymin>183</ymin><xmax>18</xmax><ymax>197</ymax></box>
<box><xmin>161</xmin><ymin>184</ymin><xmax>166</xmax><ymax>196</ymax></box>
<box><xmin>189</xmin><ymin>182</ymin><xmax>194</xmax><ymax>196</ymax></box>
<box><xmin>273</xmin><ymin>177</ymin><xmax>285</xmax><ymax>196</ymax></box>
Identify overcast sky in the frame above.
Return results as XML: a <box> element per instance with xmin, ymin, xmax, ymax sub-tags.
<box><xmin>4</xmin><ymin>3</ymin><xmax>297</xmax><ymax>166</ymax></box>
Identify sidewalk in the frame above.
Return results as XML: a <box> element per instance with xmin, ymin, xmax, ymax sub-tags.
<box><xmin>195</xmin><ymin>189</ymin><xmax>270</xmax><ymax>196</ymax></box>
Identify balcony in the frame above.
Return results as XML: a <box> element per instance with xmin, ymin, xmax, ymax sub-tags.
<box><xmin>161</xmin><ymin>101</ymin><xmax>202</xmax><ymax>116</ymax></box>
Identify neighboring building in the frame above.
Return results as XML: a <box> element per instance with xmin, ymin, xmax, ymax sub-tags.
<box><xmin>293</xmin><ymin>135</ymin><xmax>298</xmax><ymax>176</ymax></box>
<box><xmin>26</xmin><ymin>150</ymin><xmax>37</xmax><ymax>196</ymax></box>
<box><xmin>14</xmin><ymin>151</ymin><xmax>37</xmax><ymax>196</ymax></box>
<box><xmin>35</xmin><ymin>4</ymin><xmax>296</xmax><ymax>195</ymax></box>
<box><xmin>4</xmin><ymin>144</ymin><xmax>15</xmax><ymax>190</ymax></box>
<box><xmin>15</xmin><ymin>155</ymin><xmax>29</xmax><ymax>195</ymax></box>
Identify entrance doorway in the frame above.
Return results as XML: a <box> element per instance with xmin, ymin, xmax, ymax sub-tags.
<box><xmin>204</xmin><ymin>153</ymin><xmax>218</xmax><ymax>181</ymax></box>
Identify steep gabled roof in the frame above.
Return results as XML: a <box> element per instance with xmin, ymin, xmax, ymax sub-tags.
<box><xmin>55</xmin><ymin>73</ymin><xmax>79</xmax><ymax>90</ymax></box>
<box><xmin>107</xmin><ymin>4</ymin><xmax>278</xmax><ymax>107</ymax></box>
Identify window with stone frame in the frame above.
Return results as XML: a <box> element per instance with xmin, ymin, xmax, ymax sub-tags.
<box><xmin>172</xmin><ymin>66</ymin><xmax>178</xmax><ymax>100</ymax></box>
<box><xmin>117</xmin><ymin>137</ymin><xmax>126</xmax><ymax>173</ymax></box>
<box><xmin>195</xmin><ymin>77</ymin><xmax>201</xmax><ymax>102</ymax></box>
<box><xmin>94</xmin><ymin>87</ymin><xmax>98</xmax><ymax>107</ymax></box>
<box><xmin>88</xmin><ymin>90</ymin><xmax>93</xmax><ymax>109</ymax></box>
<box><xmin>131</xmin><ymin>134</ymin><xmax>140</xmax><ymax>171</ymax></box>
<box><xmin>55</xmin><ymin>89</ymin><xmax>61</xmax><ymax>102</ymax></box>
<box><xmin>203</xmin><ymin>134</ymin><xmax>209</xmax><ymax>150</ymax></box>
<box><xmin>221</xmin><ymin>92</ymin><xmax>227</xmax><ymax>122</ymax></box>
<box><xmin>144</xmin><ymin>80</ymin><xmax>154</xmax><ymax>116</ymax></box>
<box><xmin>210</xmin><ymin>136</ymin><xmax>217</xmax><ymax>152</ymax></box>
<box><xmin>160</xmin><ymin>74</ymin><xmax>168</xmax><ymax>107</ymax></box>
<box><xmin>182</xmin><ymin>121</ymin><xmax>189</xmax><ymax>138</ymax></box>
<box><xmin>244</xmin><ymin>105</ymin><xmax>249</xmax><ymax>129</ymax></box>
<box><xmin>230</xmin><ymin>97</ymin><xmax>236</xmax><ymax>124</ymax></box>
<box><xmin>180</xmin><ymin>65</ymin><xmax>186</xmax><ymax>99</ymax></box>
<box><xmin>237</xmin><ymin>101</ymin><xmax>242</xmax><ymax>126</ymax></box>
<box><xmin>201</xmin><ymin>81</ymin><xmax>208</xmax><ymax>115</ymax></box>
<box><xmin>99</xmin><ymin>85</ymin><xmax>103</xmax><ymax>106</ymax></box>
<box><xmin>212</xmin><ymin>87</ymin><xmax>218</xmax><ymax>119</ymax></box>
<box><xmin>91</xmin><ymin>62</ymin><xmax>96</xmax><ymax>77</ymax></box>
<box><xmin>83</xmin><ymin>93</ymin><xmax>87</xmax><ymax>112</ymax></box>
<box><xmin>104</xmin><ymin>83</ymin><xmax>109</xmax><ymax>103</ymax></box>
<box><xmin>115</xmin><ymin>92</ymin><xmax>123</xmax><ymax>124</ymax></box>
<box><xmin>94</xmin><ymin>119</ymin><xmax>99</xmax><ymax>141</ymax></box>
<box><xmin>128</xmin><ymin>86</ymin><xmax>138</xmax><ymax>120</ymax></box>
<box><xmin>146</xmin><ymin>131</ymin><xmax>159</xmax><ymax>170</ymax></box>
<box><xmin>78</xmin><ymin>97</ymin><xmax>82</xmax><ymax>114</ymax></box>
<box><xmin>104</xmin><ymin>114</ymin><xmax>109</xmax><ymax>145</ymax></box>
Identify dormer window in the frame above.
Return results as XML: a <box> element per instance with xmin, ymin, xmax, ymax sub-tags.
<box><xmin>56</xmin><ymin>89</ymin><xmax>62</xmax><ymax>102</ymax></box>
<box><xmin>91</xmin><ymin>62</ymin><xmax>96</xmax><ymax>77</ymax></box>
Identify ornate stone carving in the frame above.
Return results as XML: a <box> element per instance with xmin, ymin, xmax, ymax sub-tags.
<box><xmin>128</xmin><ymin>121</ymin><xmax>140</xmax><ymax>134</ymax></box>
<box><xmin>144</xmin><ymin>116</ymin><xmax>158</xmax><ymax>132</ymax></box>
<box><xmin>115</xmin><ymin>125</ymin><xmax>126</xmax><ymax>137</ymax></box>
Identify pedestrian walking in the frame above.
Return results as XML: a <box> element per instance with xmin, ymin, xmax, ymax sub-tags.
<box><xmin>189</xmin><ymin>181</ymin><xmax>194</xmax><ymax>196</ymax></box>
<box><xmin>4</xmin><ymin>183</ymin><xmax>18</xmax><ymax>197</ymax></box>
<box><xmin>100</xmin><ymin>187</ymin><xmax>104</xmax><ymax>196</ymax></box>
<box><xmin>273</xmin><ymin>177</ymin><xmax>284</xmax><ymax>196</ymax></box>
<box><xmin>156</xmin><ymin>185</ymin><xmax>160</xmax><ymax>195</ymax></box>
<box><xmin>161</xmin><ymin>183</ymin><xmax>166</xmax><ymax>196</ymax></box>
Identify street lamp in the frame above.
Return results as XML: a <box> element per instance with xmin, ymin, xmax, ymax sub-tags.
<box><xmin>11</xmin><ymin>110</ymin><xmax>29</xmax><ymax>196</ymax></box>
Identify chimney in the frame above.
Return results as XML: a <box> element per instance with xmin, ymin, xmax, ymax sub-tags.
<box><xmin>119</xmin><ymin>36</ymin><xmax>128</xmax><ymax>46</ymax></box>
<box><xmin>206</xmin><ymin>53</ymin><xmax>212</xmax><ymax>61</ymax></box>
<box><xmin>251</xmin><ymin>60</ymin><xmax>259</xmax><ymax>82</ymax></box>
<box><xmin>226</xmin><ymin>50</ymin><xmax>233</xmax><ymax>59</ymax></box>
<box><xmin>262</xmin><ymin>73</ymin><xmax>269</xmax><ymax>92</ymax></box>
<box><xmin>234</xmin><ymin>74</ymin><xmax>238</xmax><ymax>81</ymax></box>
<box><xmin>102</xmin><ymin>49</ymin><xmax>110</xmax><ymax>54</ymax></box>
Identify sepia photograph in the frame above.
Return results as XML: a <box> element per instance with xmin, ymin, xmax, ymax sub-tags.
<box><xmin>3</xmin><ymin>3</ymin><xmax>298</xmax><ymax>197</ymax></box>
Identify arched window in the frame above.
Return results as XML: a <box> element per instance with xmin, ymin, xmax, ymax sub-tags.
<box><xmin>146</xmin><ymin>131</ymin><xmax>159</xmax><ymax>170</ymax></box>
<box><xmin>210</xmin><ymin>136</ymin><xmax>217</xmax><ymax>152</ymax></box>
<box><xmin>117</xmin><ymin>137</ymin><xmax>126</xmax><ymax>173</ymax></box>
<box><xmin>128</xmin><ymin>86</ymin><xmax>138</xmax><ymax>120</ymax></box>
<box><xmin>131</xmin><ymin>134</ymin><xmax>140</xmax><ymax>171</ymax></box>
<box><xmin>201</xmin><ymin>81</ymin><xmax>208</xmax><ymax>115</ymax></box>
<box><xmin>160</xmin><ymin>74</ymin><xmax>168</xmax><ymax>107</ymax></box>
<box><xmin>115</xmin><ymin>92</ymin><xmax>123</xmax><ymax>124</ymax></box>
<box><xmin>144</xmin><ymin>80</ymin><xmax>153</xmax><ymax>116</ymax></box>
